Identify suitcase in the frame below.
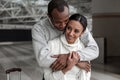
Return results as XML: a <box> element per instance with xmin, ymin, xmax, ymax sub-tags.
<box><xmin>5</xmin><ymin>68</ymin><xmax>22</xmax><ymax>80</ymax></box>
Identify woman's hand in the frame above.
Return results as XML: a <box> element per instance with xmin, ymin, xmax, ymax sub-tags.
<box><xmin>62</xmin><ymin>51</ymin><xmax>80</xmax><ymax>74</ymax></box>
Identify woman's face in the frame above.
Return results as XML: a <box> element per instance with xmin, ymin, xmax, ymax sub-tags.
<box><xmin>65</xmin><ymin>20</ymin><xmax>84</xmax><ymax>44</ymax></box>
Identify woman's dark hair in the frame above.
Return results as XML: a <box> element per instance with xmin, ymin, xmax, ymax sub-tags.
<box><xmin>69</xmin><ymin>13</ymin><xmax>87</xmax><ymax>32</ymax></box>
<box><xmin>48</xmin><ymin>0</ymin><xmax>69</xmax><ymax>16</ymax></box>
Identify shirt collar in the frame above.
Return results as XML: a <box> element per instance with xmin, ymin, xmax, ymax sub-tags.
<box><xmin>60</xmin><ymin>34</ymin><xmax>80</xmax><ymax>47</ymax></box>
<box><xmin>47</xmin><ymin>15</ymin><xmax>56</xmax><ymax>29</ymax></box>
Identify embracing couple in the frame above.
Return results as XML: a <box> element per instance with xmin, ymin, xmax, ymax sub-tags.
<box><xmin>32</xmin><ymin>0</ymin><xmax>99</xmax><ymax>80</ymax></box>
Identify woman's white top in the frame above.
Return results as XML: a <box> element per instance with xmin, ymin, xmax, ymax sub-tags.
<box><xmin>44</xmin><ymin>34</ymin><xmax>91</xmax><ymax>80</ymax></box>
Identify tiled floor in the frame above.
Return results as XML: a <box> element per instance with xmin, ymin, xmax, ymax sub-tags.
<box><xmin>0</xmin><ymin>42</ymin><xmax>120</xmax><ymax>80</ymax></box>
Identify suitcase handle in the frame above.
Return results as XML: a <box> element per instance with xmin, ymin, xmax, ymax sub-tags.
<box><xmin>6</xmin><ymin>68</ymin><xmax>22</xmax><ymax>74</ymax></box>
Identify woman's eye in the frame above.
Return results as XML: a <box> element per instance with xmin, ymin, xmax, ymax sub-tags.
<box><xmin>67</xmin><ymin>26</ymin><xmax>71</xmax><ymax>30</ymax></box>
<box><xmin>75</xmin><ymin>29</ymin><xmax>79</xmax><ymax>33</ymax></box>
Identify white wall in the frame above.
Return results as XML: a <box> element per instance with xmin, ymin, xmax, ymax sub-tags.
<box><xmin>92</xmin><ymin>0</ymin><xmax>120</xmax><ymax>13</ymax></box>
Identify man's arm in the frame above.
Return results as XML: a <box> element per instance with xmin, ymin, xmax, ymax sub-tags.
<box><xmin>76</xmin><ymin>61</ymin><xmax>91</xmax><ymax>72</ymax></box>
<box><xmin>32</xmin><ymin>23</ymin><xmax>53</xmax><ymax>68</ymax></box>
<box><xmin>79</xmin><ymin>28</ymin><xmax>99</xmax><ymax>61</ymax></box>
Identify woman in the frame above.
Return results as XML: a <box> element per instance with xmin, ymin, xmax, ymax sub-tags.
<box><xmin>44</xmin><ymin>13</ymin><xmax>91</xmax><ymax>80</ymax></box>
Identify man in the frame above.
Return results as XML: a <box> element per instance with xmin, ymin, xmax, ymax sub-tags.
<box><xmin>32</xmin><ymin>0</ymin><xmax>99</xmax><ymax>80</ymax></box>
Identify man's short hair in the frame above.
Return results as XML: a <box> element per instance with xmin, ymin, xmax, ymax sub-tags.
<box><xmin>48</xmin><ymin>0</ymin><xmax>69</xmax><ymax>16</ymax></box>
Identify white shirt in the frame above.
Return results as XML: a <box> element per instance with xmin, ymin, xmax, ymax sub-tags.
<box><xmin>32</xmin><ymin>16</ymin><xmax>99</xmax><ymax>80</ymax></box>
<box><xmin>44</xmin><ymin>35</ymin><xmax>91</xmax><ymax>80</ymax></box>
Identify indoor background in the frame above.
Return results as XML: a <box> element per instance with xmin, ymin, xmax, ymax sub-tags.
<box><xmin>0</xmin><ymin>0</ymin><xmax>120</xmax><ymax>80</ymax></box>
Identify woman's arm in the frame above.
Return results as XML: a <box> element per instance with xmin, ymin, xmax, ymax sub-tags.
<box><xmin>32</xmin><ymin>23</ymin><xmax>54</xmax><ymax>68</ymax></box>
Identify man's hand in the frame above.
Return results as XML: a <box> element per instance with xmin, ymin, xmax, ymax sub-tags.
<box><xmin>50</xmin><ymin>54</ymin><xmax>68</xmax><ymax>71</ymax></box>
<box><xmin>76</xmin><ymin>61</ymin><xmax>91</xmax><ymax>72</ymax></box>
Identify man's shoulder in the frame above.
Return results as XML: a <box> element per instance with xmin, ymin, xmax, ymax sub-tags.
<box><xmin>33</xmin><ymin>17</ymin><xmax>50</xmax><ymax>30</ymax></box>
<box><xmin>48</xmin><ymin>36</ymin><xmax>60</xmax><ymax>45</ymax></box>
<box><xmin>50</xmin><ymin>36</ymin><xmax>59</xmax><ymax>42</ymax></box>
<box><xmin>35</xmin><ymin>17</ymin><xmax>49</xmax><ymax>26</ymax></box>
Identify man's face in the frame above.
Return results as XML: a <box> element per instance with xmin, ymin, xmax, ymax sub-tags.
<box><xmin>50</xmin><ymin>6</ymin><xmax>69</xmax><ymax>31</ymax></box>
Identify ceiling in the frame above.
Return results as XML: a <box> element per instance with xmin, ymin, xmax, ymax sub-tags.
<box><xmin>0</xmin><ymin>0</ymin><xmax>92</xmax><ymax>24</ymax></box>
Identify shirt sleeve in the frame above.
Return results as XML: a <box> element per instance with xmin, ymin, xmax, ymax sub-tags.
<box><xmin>32</xmin><ymin>23</ymin><xmax>54</xmax><ymax>68</ymax></box>
<box><xmin>78</xmin><ymin>28</ymin><xmax>99</xmax><ymax>61</ymax></box>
